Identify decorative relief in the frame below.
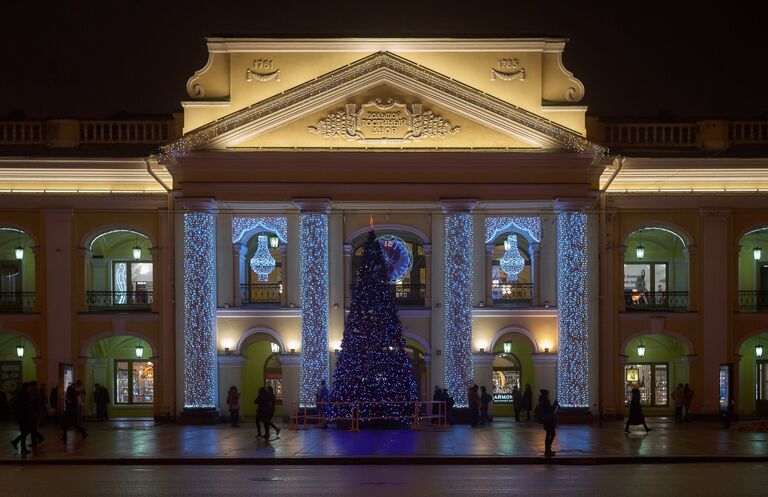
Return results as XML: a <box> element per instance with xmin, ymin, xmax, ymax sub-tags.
<box><xmin>491</xmin><ymin>58</ymin><xmax>526</xmax><ymax>82</ymax></box>
<box><xmin>307</xmin><ymin>98</ymin><xmax>460</xmax><ymax>143</ymax></box>
<box><xmin>246</xmin><ymin>59</ymin><xmax>280</xmax><ymax>82</ymax></box>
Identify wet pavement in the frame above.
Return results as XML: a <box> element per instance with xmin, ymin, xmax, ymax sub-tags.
<box><xmin>2</xmin><ymin>418</ymin><xmax>767</xmax><ymax>463</ymax></box>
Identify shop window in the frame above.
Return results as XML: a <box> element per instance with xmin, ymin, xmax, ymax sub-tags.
<box><xmin>492</xmin><ymin>354</ymin><xmax>521</xmax><ymax>403</ymax></box>
<box><xmin>113</xmin><ymin>261</ymin><xmax>153</xmax><ymax>304</ymax></box>
<box><xmin>115</xmin><ymin>360</ymin><xmax>154</xmax><ymax>405</ymax></box>
<box><xmin>624</xmin><ymin>263</ymin><xmax>667</xmax><ymax>302</ymax></box>
<box><xmin>624</xmin><ymin>363</ymin><xmax>668</xmax><ymax>407</ymax></box>
<box><xmin>264</xmin><ymin>353</ymin><xmax>282</xmax><ymax>403</ymax></box>
<box><xmin>757</xmin><ymin>360</ymin><xmax>768</xmax><ymax>400</ymax></box>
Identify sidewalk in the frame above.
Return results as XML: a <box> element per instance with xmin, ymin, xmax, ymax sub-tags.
<box><xmin>3</xmin><ymin>418</ymin><xmax>767</xmax><ymax>465</ymax></box>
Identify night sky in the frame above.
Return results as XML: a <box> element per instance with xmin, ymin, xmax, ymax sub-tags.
<box><xmin>2</xmin><ymin>2</ymin><xmax>766</xmax><ymax>121</ymax></box>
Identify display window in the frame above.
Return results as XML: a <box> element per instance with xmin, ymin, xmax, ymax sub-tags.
<box><xmin>624</xmin><ymin>363</ymin><xmax>668</xmax><ymax>406</ymax></box>
<box><xmin>624</xmin><ymin>263</ymin><xmax>667</xmax><ymax>305</ymax></box>
<box><xmin>113</xmin><ymin>261</ymin><xmax>153</xmax><ymax>304</ymax></box>
<box><xmin>115</xmin><ymin>360</ymin><xmax>154</xmax><ymax>405</ymax></box>
<box><xmin>492</xmin><ymin>354</ymin><xmax>521</xmax><ymax>403</ymax></box>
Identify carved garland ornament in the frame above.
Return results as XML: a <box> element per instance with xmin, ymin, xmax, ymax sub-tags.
<box><xmin>307</xmin><ymin>98</ymin><xmax>460</xmax><ymax>143</ymax></box>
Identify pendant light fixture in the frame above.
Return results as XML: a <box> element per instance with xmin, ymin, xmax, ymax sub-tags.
<box><xmin>16</xmin><ymin>343</ymin><xmax>24</xmax><ymax>357</ymax></box>
<box><xmin>636</xmin><ymin>230</ymin><xmax>645</xmax><ymax>260</ymax></box>
<box><xmin>757</xmin><ymin>343</ymin><xmax>764</xmax><ymax>358</ymax></box>
<box><xmin>135</xmin><ymin>343</ymin><xmax>144</xmax><ymax>358</ymax></box>
<box><xmin>754</xmin><ymin>231</ymin><xmax>763</xmax><ymax>261</ymax></box>
<box><xmin>132</xmin><ymin>234</ymin><xmax>141</xmax><ymax>260</ymax></box>
<box><xmin>14</xmin><ymin>231</ymin><xmax>23</xmax><ymax>260</ymax></box>
<box><xmin>500</xmin><ymin>234</ymin><xmax>525</xmax><ymax>281</ymax></box>
<box><xmin>637</xmin><ymin>342</ymin><xmax>646</xmax><ymax>358</ymax></box>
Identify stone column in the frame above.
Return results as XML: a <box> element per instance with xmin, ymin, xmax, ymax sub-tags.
<box><xmin>343</xmin><ymin>243</ymin><xmax>353</xmax><ymax>308</ymax></box>
<box><xmin>485</xmin><ymin>243</ymin><xmax>495</xmax><ymax>307</ymax></box>
<box><xmin>157</xmin><ymin>207</ymin><xmax>174</xmax><ymax>419</ymax></box>
<box><xmin>43</xmin><ymin>210</ymin><xmax>73</xmax><ymax>389</ymax></box>
<box><xmin>180</xmin><ymin>199</ymin><xmax>218</xmax><ymax>417</ymax></box>
<box><xmin>529</xmin><ymin>242</ymin><xmax>541</xmax><ymax>306</ymax></box>
<box><xmin>232</xmin><ymin>243</ymin><xmax>243</xmax><ymax>307</ymax></box>
<box><xmin>148</xmin><ymin>247</ymin><xmax>160</xmax><ymax>313</ymax></box>
<box><xmin>76</xmin><ymin>248</ymin><xmax>93</xmax><ymax>313</ymax></box>
<box><xmin>294</xmin><ymin>198</ymin><xmax>331</xmax><ymax>407</ymax></box>
<box><xmin>532</xmin><ymin>352</ymin><xmax>558</xmax><ymax>398</ymax></box>
<box><xmin>684</xmin><ymin>244</ymin><xmax>698</xmax><ymax>312</ymax></box>
<box><xmin>442</xmin><ymin>199</ymin><xmax>477</xmax><ymax>407</ymax></box>
<box><xmin>279</xmin><ymin>244</ymin><xmax>288</xmax><ymax>308</ymax></box>
<box><xmin>423</xmin><ymin>243</ymin><xmax>432</xmax><ymax>307</ymax></box>
<box><xmin>280</xmin><ymin>354</ymin><xmax>301</xmax><ymax>420</ymax></box>
<box><xmin>472</xmin><ymin>353</ymin><xmax>494</xmax><ymax>392</ymax></box>
<box><xmin>555</xmin><ymin>199</ymin><xmax>591</xmax><ymax>410</ymax></box>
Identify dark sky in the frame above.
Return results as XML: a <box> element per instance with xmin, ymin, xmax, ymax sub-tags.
<box><xmin>2</xmin><ymin>1</ymin><xmax>766</xmax><ymax>120</ymax></box>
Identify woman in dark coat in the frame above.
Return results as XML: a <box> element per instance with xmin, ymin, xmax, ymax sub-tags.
<box><xmin>537</xmin><ymin>389</ymin><xmax>558</xmax><ymax>457</ymax></box>
<box><xmin>522</xmin><ymin>384</ymin><xmax>533</xmax><ymax>421</ymax></box>
<box><xmin>254</xmin><ymin>387</ymin><xmax>268</xmax><ymax>438</ymax></box>
<box><xmin>625</xmin><ymin>388</ymin><xmax>652</xmax><ymax>433</ymax></box>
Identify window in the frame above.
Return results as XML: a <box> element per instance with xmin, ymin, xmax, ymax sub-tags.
<box><xmin>757</xmin><ymin>360</ymin><xmax>768</xmax><ymax>401</ymax></box>
<box><xmin>113</xmin><ymin>261</ymin><xmax>153</xmax><ymax>304</ymax></box>
<box><xmin>625</xmin><ymin>363</ymin><xmax>668</xmax><ymax>407</ymax></box>
<box><xmin>264</xmin><ymin>353</ymin><xmax>282</xmax><ymax>403</ymax></box>
<box><xmin>492</xmin><ymin>354</ymin><xmax>521</xmax><ymax>403</ymax></box>
<box><xmin>115</xmin><ymin>360</ymin><xmax>154</xmax><ymax>405</ymax></box>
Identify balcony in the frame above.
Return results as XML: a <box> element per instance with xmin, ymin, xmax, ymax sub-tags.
<box><xmin>86</xmin><ymin>291</ymin><xmax>153</xmax><ymax>312</ymax></box>
<box><xmin>491</xmin><ymin>283</ymin><xmax>533</xmax><ymax>307</ymax></box>
<box><xmin>241</xmin><ymin>283</ymin><xmax>282</xmax><ymax>306</ymax></box>
<box><xmin>0</xmin><ymin>292</ymin><xmax>36</xmax><ymax>314</ymax></box>
<box><xmin>624</xmin><ymin>290</ymin><xmax>688</xmax><ymax>312</ymax></box>
<box><xmin>738</xmin><ymin>291</ymin><xmax>768</xmax><ymax>312</ymax></box>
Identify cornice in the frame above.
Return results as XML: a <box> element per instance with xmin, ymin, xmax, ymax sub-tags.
<box><xmin>205</xmin><ymin>38</ymin><xmax>569</xmax><ymax>53</ymax></box>
<box><xmin>472</xmin><ymin>308</ymin><xmax>558</xmax><ymax>318</ymax></box>
<box><xmin>216</xmin><ymin>308</ymin><xmax>302</xmax><ymax>318</ymax></box>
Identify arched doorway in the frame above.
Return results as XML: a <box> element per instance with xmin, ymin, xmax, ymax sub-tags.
<box><xmin>490</xmin><ymin>231</ymin><xmax>533</xmax><ymax>306</ymax></box>
<box><xmin>241</xmin><ymin>231</ymin><xmax>284</xmax><ymax>305</ymax></box>
<box><xmin>85</xmin><ymin>336</ymin><xmax>154</xmax><ymax>418</ymax></box>
<box><xmin>624</xmin><ymin>227</ymin><xmax>688</xmax><ymax>311</ymax></box>
<box><xmin>737</xmin><ymin>228</ymin><xmax>768</xmax><ymax>311</ymax></box>
<box><xmin>240</xmin><ymin>335</ymin><xmax>284</xmax><ymax>420</ymax></box>
<box><xmin>624</xmin><ymin>334</ymin><xmax>690</xmax><ymax>415</ymax></box>
<box><xmin>0</xmin><ymin>332</ymin><xmax>37</xmax><ymax>418</ymax></box>
<box><xmin>87</xmin><ymin>230</ymin><xmax>153</xmax><ymax>312</ymax></box>
<box><xmin>491</xmin><ymin>333</ymin><xmax>535</xmax><ymax>416</ymax></box>
<box><xmin>737</xmin><ymin>332</ymin><xmax>768</xmax><ymax>417</ymax></box>
<box><xmin>0</xmin><ymin>227</ymin><xmax>36</xmax><ymax>313</ymax></box>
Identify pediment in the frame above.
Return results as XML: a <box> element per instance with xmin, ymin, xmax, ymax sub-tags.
<box><xmin>163</xmin><ymin>52</ymin><xmax>604</xmax><ymax>159</ymax></box>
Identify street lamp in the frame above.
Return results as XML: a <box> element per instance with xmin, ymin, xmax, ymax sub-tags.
<box><xmin>269</xmin><ymin>235</ymin><xmax>279</xmax><ymax>249</ymax></box>
<box><xmin>637</xmin><ymin>343</ymin><xmax>646</xmax><ymax>358</ymax></box>
<box><xmin>132</xmin><ymin>245</ymin><xmax>142</xmax><ymax>260</ymax></box>
<box><xmin>16</xmin><ymin>344</ymin><xmax>24</xmax><ymax>357</ymax></box>
<box><xmin>503</xmin><ymin>342</ymin><xmax>512</xmax><ymax>354</ymax></box>
<box><xmin>135</xmin><ymin>343</ymin><xmax>144</xmax><ymax>358</ymax></box>
<box><xmin>636</xmin><ymin>231</ymin><xmax>645</xmax><ymax>260</ymax></box>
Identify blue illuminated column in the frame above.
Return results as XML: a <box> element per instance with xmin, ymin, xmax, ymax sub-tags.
<box><xmin>442</xmin><ymin>200</ymin><xmax>476</xmax><ymax>407</ymax></box>
<box><xmin>295</xmin><ymin>199</ymin><xmax>330</xmax><ymax>407</ymax></box>
<box><xmin>556</xmin><ymin>205</ymin><xmax>590</xmax><ymax>408</ymax></box>
<box><xmin>182</xmin><ymin>203</ymin><xmax>218</xmax><ymax>410</ymax></box>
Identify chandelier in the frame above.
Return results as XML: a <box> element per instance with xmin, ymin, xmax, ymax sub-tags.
<box><xmin>500</xmin><ymin>234</ymin><xmax>525</xmax><ymax>281</ymax></box>
<box><xmin>250</xmin><ymin>235</ymin><xmax>276</xmax><ymax>282</ymax></box>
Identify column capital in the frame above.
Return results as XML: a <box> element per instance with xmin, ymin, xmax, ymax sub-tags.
<box><xmin>441</xmin><ymin>198</ymin><xmax>478</xmax><ymax>213</ymax></box>
<box><xmin>293</xmin><ymin>198</ymin><xmax>331</xmax><ymax>213</ymax></box>
<box><xmin>232</xmin><ymin>242</ymin><xmax>244</xmax><ymax>257</ymax></box>
<box><xmin>176</xmin><ymin>196</ymin><xmax>217</xmax><ymax>211</ymax></box>
<box><xmin>554</xmin><ymin>197</ymin><xmax>595</xmax><ymax>211</ymax></box>
<box><xmin>76</xmin><ymin>247</ymin><xmax>93</xmax><ymax>258</ymax></box>
<box><xmin>684</xmin><ymin>244</ymin><xmax>698</xmax><ymax>256</ymax></box>
<box><xmin>217</xmin><ymin>355</ymin><xmax>246</xmax><ymax>367</ymax></box>
<box><xmin>471</xmin><ymin>353</ymin><xmax>496</xmax><ymax>366</ymax></box>
<box><xmin>279</xmin><ymin>354</ymin><xmax>302</xmax><ymax>367</ymax></box>
<box><xmin>699</xmin><ymin>208</ymin><xmax>732</xmax><ymax>219</ymax></box>
<box><xmin>343</xmin><ymin>243</ymin><xmax>353</xmax><ymax>256</ymax></box>
<box><xmin>532</xmin><ymin>352</ymin><xmax>559</xmax><ymax>364</ymax></box>
<box><xmin>423</xmin><ymin>243</ymin><xmax>432</xmax><ymax>256</ymax></box>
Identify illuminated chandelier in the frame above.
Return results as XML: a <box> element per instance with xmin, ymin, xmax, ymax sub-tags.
<box><xmin>500</xmin><ymin>234</ymin><xmax>525</xmax><ymax>281</ymax></box>
<box><xmin>250</xmin><ymin>235</ymin><xmax>276</xmax><ymax>282</ymax></box>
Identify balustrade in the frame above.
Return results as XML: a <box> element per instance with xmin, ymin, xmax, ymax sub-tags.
<box><xmin>0</xmin><ymin>292</ymin><xmax>36</xmax><ymax>313</ymax></box>
<box><xmin>623</xmin><ymin>290</ymin><xmax>688</xmax><ymax>311</ymax></box>
<box><xmin>738</xmin><ymin>291</ymin><xmax>768</xmax><ymax>312</ymax></box>
<box><xmin>491</xmin><ymin>282</ymin><xmax>533</xmax><ymax>306</ymax></box>
<box><xmin>86</xmin><ymin>291</ymin><xmax>153</xmax><ymax>312</ymax></box>
<box><xmin>240</xmin><ymin>283</ymin><xmax>282</xmax><ymax>305</ymax></box>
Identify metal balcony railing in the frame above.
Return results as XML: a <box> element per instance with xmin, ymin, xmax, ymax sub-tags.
<box><xmin>0</xmin><ymin>292</ymin><xmax>36</xmax><ymax>313</ymax></box>
<box><xmin>491</xmin><ymin>283</ymin><xmax>533</xmax><ymax>306</ymax></box>
<box><xmin>86</xmin><ymin>291</ymin><xmax>153</xmax><ymax>312</ymax></box>
<box><xmin>738</xmin><ymin>291</ymin><xmax>768</xmax><ymax>312</ymax></box>
<box><xmin>624</xmin><ymin>290</ymin><xmax>688</xmax><ymax>311</ymax></box>
<box><xmin>241</xmin><ymin>283</ymin><xmax>282</xmax><ymax>305</ymax></box>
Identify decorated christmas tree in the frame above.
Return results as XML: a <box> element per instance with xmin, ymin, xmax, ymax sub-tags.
<box><xmin>330</xmin><ymin>228</ymin><xmax>419</xmax><ymax>423</ymax></box>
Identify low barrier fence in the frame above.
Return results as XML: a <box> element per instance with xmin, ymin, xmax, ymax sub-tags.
<box><xmin>288</xmin><ymin>400</ymin><xmax>447</xmax><ymax>431</ymax></box>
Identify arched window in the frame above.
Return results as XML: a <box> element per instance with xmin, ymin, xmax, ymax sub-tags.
<box><xmin>87</xmin><ymin>230</ymin><xmax>153</xmax><ymax>312</ymax></box>
<box><xmin>491</xmin><ymin>232</ymin><xmax>532</xmax><ymax>306</ymax></box>
<box><xmin>492</xmin><ymin>353</ymin><xmax>521</xmax><ymax>403</ymax></box>
<box><xmin>738</xmin><ymin>228</ymin><xmax>768</xmax><ymax>312</ymax></box>
<box><xmin>242</xmin><ymin>232</ymin><xmax>283</xmax><ymax>305</ymax></box>
<box><xmin>624</xmin><ymin>227</ymin><xmax>688</xmax><ymax>311</ymax></box>
<box><xmin>0</xmin><ymin>228</ymin><xmax>36</xmax><ymax>313</ymax></box>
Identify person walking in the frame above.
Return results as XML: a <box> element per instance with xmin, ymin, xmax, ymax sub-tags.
<box><xmin>11</xmin><ymin>383</ymin><xmax>33</xmax><ymax>455</ymax></box>
<box><xmin>522</xmin><ymin>384</ymin><xmax>533</xmax><ymax>421</ymax></box>
<box><xmin>683</xmin><ymin>384</ymin><xmax>694</xmax><ymax>422</ymax></box>
<box><xmin>94</xmin><ymin>384</ymin><xmax>110</xmax><ymax>421</ymax></box>
<box><xmin>468</xmin><ymin>384</ymin><xmax>480</xmax><ymax>427</ymax></box>
<box><xmin>61</xmin><ymin>381</ymin><xmax>87</xmax><ymax>442</ymax></box>
<box><xmin>254</xmin><ymin>387</ymin><xmax>268</xmax><ymax>438</ymax></box>
<box><xmin>442</xmin><ymin>388</ymin><xmax>455</xmax><ymax>425</ymax></box>
<box><xmin>26</xmin><ymin>381</ymin><xmax>44</xmax><ymax>445</ymax></box>
<box><xmin>227</xmin><ymin>386</ymin><xmax>240</xmax><ymax>427</ymax></box>
<box><xmin>263</xmin><ymin>386</ymin><xmax>281</xmax><ymax>438</ymax></box>
<box><xmin>672</xmin><ymin>384</ymin><xmax>684</xmax><ymax>423</ymax></box>
<box><xmin>625</xmin><ymin>388</ymin><xmax>652</xmax><ymax>434</ymax></box>
<box><xmin>75</xmin><ymin>381</ymin><xmax>86</xmax><ymax>424</ymax></box>
<box><xmin>536</xmin><ymin>389</ymin><xmax>559</xmax><ymax>457</ymax></box>
<box><xmin>480</xmin><ymin>386</ymin><xmax>493</xmax><ymax>426</ymax></box>
<box><xmin>512</xmin><ymin>385</ymin><xmax>523</xmax><ymax>422</ymax></box>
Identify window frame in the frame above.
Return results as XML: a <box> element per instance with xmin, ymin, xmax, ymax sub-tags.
<box><xmin>114</xmin><ymin>359</ymin><xmax>154</xmax><ymax>405</ymax></box>
<box><xmin>624</xmin><ymin>361</ymin><xmax>669</xmax><ymax>407</ymax></box>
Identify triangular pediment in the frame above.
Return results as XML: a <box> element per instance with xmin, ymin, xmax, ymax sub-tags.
<box><xmin>163</xmin><ymin>52</ymin><xmax>604</xmax><ymax>159</ymax></box>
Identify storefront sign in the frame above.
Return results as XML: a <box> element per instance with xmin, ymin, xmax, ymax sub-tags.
<box><xmin>626</xmin><ymin>368</ymin><xmax>639</xmax><ymax>382</ymax></box>
<box><xmin>493</xmin><ymin>392</ymin><xmax>514</xmax><ymax>404</ymax></box>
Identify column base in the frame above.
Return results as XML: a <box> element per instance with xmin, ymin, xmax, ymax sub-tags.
<box><xmin>557</xmin><ymin>407</ymin><xmax>593</xmax><ymax>424</ymax></box>
<box><xmin>178</xmin><ymin>408</ymin><xmax>219</xmax><ymax>425</ymax></box>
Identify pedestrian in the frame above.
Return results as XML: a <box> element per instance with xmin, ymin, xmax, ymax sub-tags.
<box><xmin>683</xmin><ymin>384</ymin><xmax>694</xmax><ymax>422</ymax></box>
<box><xmin>26</xmin><ymin>381</ymin><xmax>44</xmax><ymax>445</ymax></box>
<box><xmin>315</xmin><ymin>380</ymin><xmax>329</xmax><ymax>429</ymax></box>
<box><xmin>263</xmin><ymin>386</ymin><xmax>281</xmax><ymax>438</ymax></box>
<box><xmin>254</xmin><ymin>387</ymin><xmax>268</xmax><ymax>438</ymax></box>
<box><xmin>76</xmin><ymin>380</ymin><xmax>86</xmax><ymax>424</ymax></box>
<box><xmin>432</xmin><ymin>386</ymin><xmax>444</xmax><ymax>424</ymax></box>
<box><xmin>227</xmin><ymin>386</ymin><xmax>240</xmax><ymax>427</ymax></box>
<box><xmin>625</xmin><ymin>388</ymin><xmax>652</xmax><ymax>434</ymax></box>
<box><xmin>49</xmin><ymin>386</ymin><xmax>58</xmax><ymax>415</ymax></box>
<box><xmin>10</xmin><ymin>383</ymin><xmax>33</xmax><ymax>455</ymax></box>
<box><xmin>522</xmin><ymin>384</ymin><xmax>533</xmax><ymax>421</ymax></box>
<box><xmin>480</xmin><ymin>386</ymin><xmax>493</xmax><ymax>426</ymax></box>
<box><xmin>535</xmin><ymin>389</ymin><xmax>559</xmax><ymax>457</ymax></box>
<box><xmin>61</xmin><ymin>381</ymin><xmax>87</xmax><ymax>442</ymax></box>
<box><xmin>94</xmin><ymin>384</ymin><xmax>110</xmax><ymax>421</ymax></box>
<box><xmin>672</xmin><ymin>384</ymin><xmax>684</xmax><ymax>423</ymax></box>
<box><xmin>468</xmin><ymin>384</ymin><xmax>480</xmax><ymax>427</ymax></box>
<box><xmin>442</xmin><ymin>388</ymin><xmax>455</xmax><ymax>424</ymax></box>
<box><xmin>512</xmin><ymin>385</ymin><xmax>523</xmax><ymax>422</ymax></box>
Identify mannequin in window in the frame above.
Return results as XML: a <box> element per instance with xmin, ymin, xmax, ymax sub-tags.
<box><xmin>635</xmin><ymin>269</ymin><xmax>648</xmax><ymax>304</ymax></box>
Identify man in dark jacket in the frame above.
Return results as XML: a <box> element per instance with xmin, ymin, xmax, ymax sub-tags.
<box><xmin>11</xmin><ymin>383</ymin><xmax>33</xmax><ymax>454</ymax></box>
<box><xmin>61</xmin><ymin>381</ymin><xmax>87</xmax><ymax>441</ymax></box>
<box><xmin>537</xmin><ymin>389</ymin><xmax>559</xmax><ymax>457</ymax></box>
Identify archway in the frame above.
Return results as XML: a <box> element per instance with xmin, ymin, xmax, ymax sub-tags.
<box><xmin>85</xmin><ymin>336</ymin><xmax>154</xmax><ymax>419</ymax></box>
<box><xmin>624</xmin><ymin>334</ymin><xmax>690</xmax><ymax>415</ymax></box>
<box><xmin>737</xmin><ymin>228</ymin><xmax>768</xmax><ymax>311</ymax></box>
<box><xmin>0</xmin><ymin>227</ymin><xmax>36</xmax><ymax>313</ymax></box>
<box><xmin>490</xmin><ymin>332</ymin><xmax>536</xmax><ymax>417</ymax></box>
<box><xmin>623</xmin><ymin>227</ymin><xmax>689</xmax><ymax>311</ymax></box>
<box><xmin>736</xmin><ymin>331</ymin><xmax>768</xmax><ymax>417</ymax></box>
<box><xmin>0</xmin><ymin>332</ymin><xmax>38</xmax><ymax>418</ymax></box>
<box><xmin>240</xmin><ymin>332</ymin><xmax>284</xmax><ymax>420</ymax></box>
<box><xmin>87</xmin><ymin>230</ymin><xmax>154</xmax><ymax>312</ymax></box>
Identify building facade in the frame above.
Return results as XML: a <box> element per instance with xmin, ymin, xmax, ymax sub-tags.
<box><xmin>1</xmin><ymin>37</ymin><xmax>767</xmax><ymax>420</ymax></box>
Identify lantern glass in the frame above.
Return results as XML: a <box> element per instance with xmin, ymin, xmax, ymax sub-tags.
<box><xmin>15</xmin><ymin>246</ymin><xmax>23</xmax><ymax>260</ymax></box>
<box><xmin>754</xmin><ymin>246</ymin><xmax>762</xmax><ymax>261</ymax></box>
<box><xmin>636</xmin><ymin>245</ymin><xmax>645</xmax><ymax>260</ymax></box>
<box><xmin>132</xmin><ymin>245</ymin><xmax>142</xmax><ymax>260</ymax></box>
<box><xmin>757</xmin><ymin>344</ymin><xmax>764</xmax><ymax>358</ymax></box>
<box><xmin>135</xmin><ymin>344</ymin><xmax>144</xmax><ymax>358</ymax></box>
<box><xmin>269</xmin><ymin>235</ymin><xmax>279</xmax><ymax>249</ymax></box>
<box><xmin>270</xmin><ymin>342</ymin><xmax>280</xmax><ymax>354</ymax></box>
<box><xmin>16</xmin><ymin>344</ymin><xmax>24</xmax><ymax>357</ymax></box>
<box><xmin>637</xmin><ymin>343</ymin><xmax>646</xmax><ymax>357</ymax></box>
<box><xmin>502</xmin><ymin>342</ymin><xmax>512</xmax><ymax>354</ymax></box>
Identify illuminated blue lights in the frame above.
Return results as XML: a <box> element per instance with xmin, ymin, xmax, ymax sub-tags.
<box><xmin>556</xmin><ymin>211</ymin><xmax>589</xmax><ymax>408</ymax></box>
<box><xmin>232</xmin><ymin>216</ymin><xmax>288</xmax><ymax>244</ymax></box>
<box><xmin>485</xmin><ymin>216</ymin><xmax>541</xmax><ymax>244</ymax></box>
<box><xmin>183</xmin><ymin>211</ymin><xmax>218</xmax><ymax>409</ymax></box>
<box><xmin>299</xmin><ymin>212</ymin><xmax>330</xmax><ymax>407</ymax></box>
<box><xmin>499</xmin><ymin>234</ymin><xmax>525</xmax><ymax>281</ymax></box>
<box><xmin>444</xmin><ymin>212</ymin><xmax>474</xmax><ymax>408</ymax></box>
<box><xmin>250</xmin><ymin>234</ymin><xmax>276</xmax><ymax>281</ymax></box>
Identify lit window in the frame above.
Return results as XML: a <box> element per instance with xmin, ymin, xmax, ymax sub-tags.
<box><xmin>115</xmin><ymin>360</ymin><xmax>154</xmax><ymax>405</ymax></box>
<box><xmin>624</xmin><ymin>363</ymin><xmax>668</xmax><ymax>407</ymax></box>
